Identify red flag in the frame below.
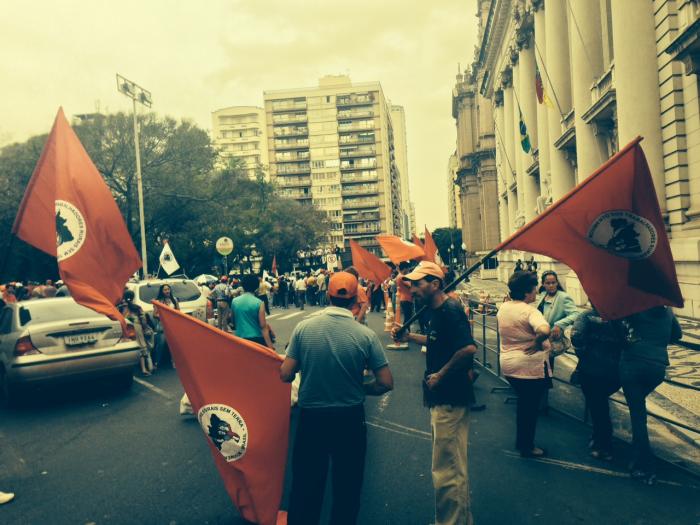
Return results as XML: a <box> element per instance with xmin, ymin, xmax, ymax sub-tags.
<box><xmin>271</xmin><ymin>255</ymin><xmax>278</xmax><ymax>276</ymax></box>
<box><xmin>349</xmin><ymin>240</ymin><xmax>392</xmax><ymax>284</ymax></box>
<box><xmin>12</xmin><ymin>108</ymin><xmax>141</xmax><ymax>327</ymax></box>
<box><xmin>497</xmin><ymin>137</ymin><xmax>683</xmax><ymax>319</ymax></box>
<box><xmin>376</xmin><ymin>235</ymin><xmax>425</xmax><ymax>264</ymax></box>
<box><xmin>411</xmin><ymin>234</ymin><xmax>424</xmax><ymax>248</ymax></box>
<box><xmin>156</xmin><ymin>302</ymin><xmax>290</xmax><ymax>525</ymax></box>
<box><xmin>423</xmin><ymin>227</ymin><xmax>439</xmax><ymax>264</ymax></box>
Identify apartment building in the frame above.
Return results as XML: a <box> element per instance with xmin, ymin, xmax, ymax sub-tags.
<box><xmin>390</xmin><ymin>104</ymin><xmax>414</xmax><ymax>238</ymax></box>
<box><xmin>263</xmin><ymin>75</ymin><xmax>404</xmax><ymax>255</ymax></box>
<box><xmin>211</xmin><ymin>106</ymin><xmax>269</xmax><ymax>179</ymax></box>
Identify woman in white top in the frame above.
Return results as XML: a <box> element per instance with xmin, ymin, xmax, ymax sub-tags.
<box><xmin>497</xmin><ymin>271</ymin><xmax>552</xmax><ymax>458</ymax></box>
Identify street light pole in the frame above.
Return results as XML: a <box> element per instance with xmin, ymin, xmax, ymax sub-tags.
<box><xmin>117</xmin><ymin>74</ymin><xmax>152</xmax><ymax>279</ymax></box>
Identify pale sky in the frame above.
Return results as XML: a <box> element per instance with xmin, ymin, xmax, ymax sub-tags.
<box><xmin>0</xmin><ymin>0</ymin><xmax>479</xmax><ymax>230</ymax></box>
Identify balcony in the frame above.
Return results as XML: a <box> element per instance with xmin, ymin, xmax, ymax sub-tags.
<box><xmin>582</xmin><ymin>62</ymin><xmax>617</xmax><ymax>139</ymax></box>
<box><xmin>344</xmin><ymin>211</ymin><xmax>380</xmax><ymax>222</ymax></box>
<box><xmin>273</xmin><ymin>127</ymin><xmax>308</xmax><ymax>138</ymax></box>
<box><xmin>340</xmin><ymin>158</ymin><xmax>377</xmax><ymax>171</ymax></box>
<box><xmin>271</xmin><ymin>100</ymin><xmax>307</xmax><ymax>112</ymax></box>
<box><xmin>343</xmin><ymin>198</ymin><xmax>380</xmax><ymax>209</ymax></box>
<box><xmin>275</xmin><ymin>162</ymin><xmax>311</xmax><ymax>175</ymax></box>
<box><xmin>339</xmin><ymin>133</ymin><xmax>375</xmax><ymax>145</ymax></box>
<box><xmin>340</xmin><ymin>146</ymin><xmax>376</xmax><ymax>158</ymax></box>
<box><xmin>272</xmin><ymin>113</ymin><xmax>307</xmax><ymax>125</ymax></box>
<box><xmin>344</xmin><ymin>225</ymin><xmax>381</xmax><ymax>236</ymax></box>
<box><xmin>274</xmin><ymin>138</ymin><xmax>309</xmax><ymax>150</ymax></box>
<box><xmin>275</xmin><ymin>176</ymin><xmax>311</xmax><ymax>188</ymax></box>
<box><xmin>275</xmin><ymin>151</ymin><xmax>310</xmax><ymax>163</ymax></box>
<box><xmin>336</xmin><ymin>94</ymin><xmax>375</xmax><ymax>107</ymax></box>
<box><xmin>341</xmin><ymin>173</ymin><xmax>378</xmax><ymax>184</ymax></box>
<box><xmin>278</xmin><ymin>189</ymin><xmax>311</xmax><ymax>199</ymax></box>
<box><xmin>338</xmin><ymin>120</ymin><xmax>376</xmax><ymax>133</ymax></box>
<box><xmin>337</xmin><ymin>109</ymin><xmax>374</xmax><ymax>120</ymax></box>
<box><xmin>341</xmin><ymin>184</ymin><xmax>379</xmax><ymax>196</ymax></box>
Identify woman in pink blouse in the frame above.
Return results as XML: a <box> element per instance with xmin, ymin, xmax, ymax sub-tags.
<box><xmin>497</xmin><ymin>271</ymin><xmax>552</xmax><ymax>457</ymax></box>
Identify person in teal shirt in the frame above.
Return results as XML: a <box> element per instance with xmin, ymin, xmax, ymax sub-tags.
<box><xmin>231</xmin><ymin>274</ymin><xmax>274</xmax><ymax>349</ymax></box>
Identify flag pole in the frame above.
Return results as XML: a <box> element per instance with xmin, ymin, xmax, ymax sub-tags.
<box><xmin>393</xmin><ymin>248</ymin><xmax>499</xmax><ymax>338</ymax></box>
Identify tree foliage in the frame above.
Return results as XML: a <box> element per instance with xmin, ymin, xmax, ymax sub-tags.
<box><xmin>431</xmin><ymin>227</ymin><xmax>463</xmax><ymax>265</ymax></box>
<box><xmin>0</xmin><ymin>112</ymin><xmax>329</xmax><ymax>282</ymax></box>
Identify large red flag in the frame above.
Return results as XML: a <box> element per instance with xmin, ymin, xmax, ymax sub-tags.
<box><xmin>12</xmin><ymin>108</ymin><xmax>141</xmax><ymax>326</ymax></box>
<box><xmin>423</xmin><ymin>227</ymin><xmax>439</xmax><ymax>264</ymax></box>
<box><xmin>497</xmin><ymin>137</ymin><xmax>683</xmax><ymax>319</ymax></box>
<box><xmin>376</xmin><ymin>235</ymin><xmax>425</xmax><ymax>264</ymax></box>
<box><xmin>156</xmin><ymin>302</ymin><xmax>290</xmax><ymax>525</ymax></box>
<box><xmin>349</xmin><ymin>240</ymin><xmax>392</xmax><ymax>284</ymax></box>
<box><xmin>271</xmin><ymin>255</ymin><xmax>278</xmax><ymax>276</ymax></box>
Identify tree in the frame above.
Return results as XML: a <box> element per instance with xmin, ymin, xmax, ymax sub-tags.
<box><xmin>431</xmin><ymin>227</ymin><xmax>463</xmax><ymax>266</ymax></box>
<box><xmin>0</xmin><ymin>112</ymin><xmax>329</xmax><ymax>282</ymax></box>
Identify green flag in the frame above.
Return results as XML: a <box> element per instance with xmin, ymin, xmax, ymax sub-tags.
<box><xmin>519</xmin><ymin>110</ymin><xmax>531</xmax><ymax>153</ymax></box>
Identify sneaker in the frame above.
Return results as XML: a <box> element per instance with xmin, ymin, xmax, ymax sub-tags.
<box><xmin>0</xmin><ymin>492</ymin><xmax>15</xmax><ymax>505</ymax></box>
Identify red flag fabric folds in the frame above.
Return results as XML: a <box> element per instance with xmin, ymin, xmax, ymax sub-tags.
<box><xmin>12</xmin><ymin>108</ymin><xmax>141</xmax><ymax>326</ymax></box>
<box><xmin>271</xmin><ymin>255</ymin><xmax>278</xmax><ymax>276</ymax></box>
<box><xmin>423</xmin><ymin>227</ymin><xmax>439</xmax><ymax>264</ymax></box>
<box><xmin>497</xmin><ymin>137</ymin><xmax>683</xmax><ymax>319</ymax></box>
<box><xmin>376</xmin><ymin>235</ymin><xmax>425</xmax><ymax>264</ymax></box>
<box><xmin>156</xmin><ymin>302</ymin><xmax>290</xmax><ymax>525</ymax></box>
<box><xmin>349</xmin><ymin>240</ymin><xmax>392</xmax><ymax>285</ymax></box>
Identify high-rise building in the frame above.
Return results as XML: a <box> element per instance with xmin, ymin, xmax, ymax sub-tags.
<box><xmin>211</xmin><ymin>106</ymin><xmax>269</xmax><ymax>179</ymax></box>
<box><xmin>264</xmin><ymin>75</ymin><xmax>404</xmax><ymax>255</ymax></box>
<box><xmin>390</xmin><ymin>104</ymin><xmax>413</xmax><ymax>238</ymax></box>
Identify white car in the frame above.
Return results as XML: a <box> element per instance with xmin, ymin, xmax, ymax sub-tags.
<box><xmin>126</xmin><ymin>279</ymin><xmax>208</xmax><ymax>322</ymax></box>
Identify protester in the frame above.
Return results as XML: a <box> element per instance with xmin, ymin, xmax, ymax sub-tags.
<box><xmin>619</xmin><ymin>306</ymin><xmax>682</xmax><ymax>483</ymax></box>
<box><xmin>255</xmin><ymin>276</ymin><xmax>271</xmax><ymax>315</ymax></box>
<box><xmin>497</xmin><ymin>271</ymin><xmax>552</xmax><ymax>458</ymax></box>
<box><xmin>212</xmin><ymin>277</ymin><xmax>232</xmax><ymax>331</ymax></box>
<box><xmin>278</xmin><ymin>276</ymin><xmax>289</xmax><ymax>309</ymax></box>
<box><xmin>153</xmin><ymin>284</ymin><xmax>180</xmax><ymax>369</ymax></box>
<box><xmin>317</xmin><ymin>271</ymin><xmax>327</xmax><ymax>307</ymax></box>
<box><xmin>231</xmin><ymin>274</ymin><xmax>274</xmax><ymax>349</ymax></box>
<box><xmin>370</xmin><ymin>279</ymin><xmax>384</xmax><ymax>312</ymax></box>
<box><xmin>56</xmin><ymin>280</ymin><xmax>70</xmax><ymax>296</ymax></box>
<box><xmin>570</xmin><ymin>307</ymin><xmax>624</xmax><ymax>461</ymax></box>
<box><xmin>0</xmin><ymin>491</ymin><xmax>14</xmax><ymax>505</ymax></box>
<box><xmin>536</xmin><ymin>270</ymin><xmax>579</xmax><ymax>412</ymax></box>
<box><xmin>2</xmin><ymin>284</ymin><xmax>17</xmax><ymax>304</ymax></box>
<box><xmin>392</xmin><ymin>261</ymin><xmax>477</xmax><ymax>525</ymax></box>
<box><xmin>294</xmin><ymin>274</ymin><xmax>307</xmax><ymax>310</ymax></box>
<box><xmin>396</xmin><ymin>262</ymin><xmax>414</xmax><ymax>328</ymax></box>
<box><xmin>119</xmin><ymin>289</ymin><xmax>155</xmax><ymax>376</ymax></box>
<box><xmin>280</xmin><ymin>272</ymin><xmax>394</xmax><ymax>525</ymax></box>
<box><xmin>344</xmin><ymin>266</ymin><xmax>369</xmax><ymax>324</ymax></box>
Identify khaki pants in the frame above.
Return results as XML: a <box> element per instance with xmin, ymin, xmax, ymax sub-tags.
<box><xmin>217</xmin><ymin>301</ymin><xmax>230</xmax><ymax>331</ymax></box>
<box><xmin>430</xmin><ymin>405</ymin><xmax>473</xmax><ymax>525</ymax></box>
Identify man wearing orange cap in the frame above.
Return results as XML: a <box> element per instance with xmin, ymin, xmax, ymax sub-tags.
<box><xmin>392</xmin><ymin>261</ymin><xmax>477</xmax><ymax>525</ymax></box>
<box><xmin>280</xmin><ymin>271</ymin><xmax>394</xmax><ymax>525</ymax></box>
<box><xmin>344</xmin><ymin>266</ymin><xmax>369</xmax><ymax>324</ymax></box>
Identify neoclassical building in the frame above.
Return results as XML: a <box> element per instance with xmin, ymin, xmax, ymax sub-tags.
<box><xmin>453</xmin><ymin>0</ymin><xmax>700</xmax><ymax>317</ymax></box>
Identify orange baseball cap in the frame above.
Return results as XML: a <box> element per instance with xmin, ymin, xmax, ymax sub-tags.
<box><xmin>328</xmin><ymin>271</ymin><xmax>358</xmax><ymax>298</ymax></box>
<box><xmin>403</xmin><ymin>261</ymin><xmax>445</xmax><ymax>282</ymax></box>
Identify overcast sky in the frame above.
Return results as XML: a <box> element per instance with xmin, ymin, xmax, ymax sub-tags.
<box><xmin>1</xmin><ymin>0</ymin><xmax>479</xmax><ymax>230</ymax></box>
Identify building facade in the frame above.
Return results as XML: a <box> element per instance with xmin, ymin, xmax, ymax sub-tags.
<box><xmin>211</xmin><ymin>106</ymin><xmax>269</xmax><ymax>179</ymax></box>
<box><xmin>391</xmin><ymin>104</ymin><xmax>415</xmax><ymax>238</ymax></box>
<box><xmin>263</xmin><ymin>75</ymin><xmax>404</xmax><ymax>254</ymax></box>
<box><xmin>447</xmin><ymin>151</ymin><xmax>463</xmax><ymax>230</ymax></box>
<box><xmin>457</xmin><ymin>0</ymin><xmax>700</xmax><ymax>317</ymax></box>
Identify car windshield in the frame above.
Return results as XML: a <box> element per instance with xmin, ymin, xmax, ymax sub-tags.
<box><xmin>137</xmin><ymin>282</ymin><xmax>201</xmax><ymax>304</ymax></box>
<box><xmin>19</xmin><ymin>300</ymin><xmax>104</xmax><ymax>326</ymax></box>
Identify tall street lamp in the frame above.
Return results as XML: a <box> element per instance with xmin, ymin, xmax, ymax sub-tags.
<box><xmin>117</xmin><ymin>74</ymin><xmax>152</xmax><ymax>278</ymax></box>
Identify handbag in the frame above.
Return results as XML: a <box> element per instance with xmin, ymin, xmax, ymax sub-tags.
<box><xmin>549</xmin><ymin>334</ymin><xmax>571</xmax><ymax>357</ymax></box>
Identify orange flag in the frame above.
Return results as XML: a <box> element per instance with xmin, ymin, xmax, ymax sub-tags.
<box><xmin>12</xmin><ymin>108</ymin><xmax>140</xmax><ymax>327</ymax></box>
<box><xmin>376</xmin><ymin>235</ymin><xmax>425</xmax><ymax>264</ymax></box>
<box><xmin>156</xmin><ymin>302</ymin><xmax>290</xmax><ymax>525</ymax></box>
<box><xmin>349</xmin><ymin>240</ymin><xmax>392</xmax><ymax>285</ymax></box>
<box><xmin>497</xmin><ymin>137</ymin><xmax>683</xmax><ymax>319</ymax></box>
<box><xmin>411</xmin><ymin>234</ymin><xmax>424</xmax><ymax>248</ymax></box>
<box><xmin>271</xmin><ymin>255</ymin><xmax>278</xmax><ymax>276</ymax></box>
<box><xmin>423</xmin><ymin>227</ymin><xmax>439</xmax><ymax>264</ymax></box>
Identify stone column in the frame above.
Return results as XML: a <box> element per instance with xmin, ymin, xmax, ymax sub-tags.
<box><xmin>610</xmin><ymin>0</ymin><xmax>666</xmax><ymax>212</ymax></box>
<box><xmin>534</xmin><ymin>5</ymin><xmax>551</xmax><ymax>200</ymax></box>
<box><xmin>544</xmin><ymin>0</ymin><xmax>575</xmax><ymax>200</ymax></box>
<box><xmin>518</xmin><ymin>41</ymin><xmax>541</xmax><ymax>221</ymax></box>
<box><xmin>569</xmin><ymin>0</ymin><xmax>608</xmax><ymax>180</ymax></box>
<box><xmin>503</xmin><ymin>84</ymin><xmax>518</xmax><ymax>234</ymax></box>
<box><xmin>682</xmin><ymin>74</ymin><xmax>700</xmax><ymax>224</ymax></box>
<box><xmin>495</xmin><ymin>100</ymin><xmax>510</xmax><ymax>242</ymax></box>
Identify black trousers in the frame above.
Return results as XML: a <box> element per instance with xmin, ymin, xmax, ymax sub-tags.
<box><xmin>580</xmin><ymin>372</ymin><xmax>620</xmax><ymax>453</ymax></box>
<box><xmin>288</xmin><ymin>405</ymin><xmax>367</xmax><ymax>525</ymax></box>
<box><xmin>506</xmin><ymin>377</ymin><xmax>548</xmax><ymax>452</ymax></box>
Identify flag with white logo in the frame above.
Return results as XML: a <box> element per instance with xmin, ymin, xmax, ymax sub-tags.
<box><xmin>159</xmin><ymin>241</ymin><xmax>180</xmax><ymax>275</ymax></box>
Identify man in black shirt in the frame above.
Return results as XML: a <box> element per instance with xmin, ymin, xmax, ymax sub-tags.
<box><xmin>392</xmin><ymin>261</ymin><xmax>477</xmax><ymax>525</ymax></box>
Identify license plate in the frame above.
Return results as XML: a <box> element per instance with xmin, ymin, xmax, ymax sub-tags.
<box><xmin>64</xmin><ymin>333</ymin><xmax>98</xmax><ymax>346</ymax></box>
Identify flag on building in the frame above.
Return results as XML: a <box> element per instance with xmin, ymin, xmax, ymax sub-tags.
<box><xmin>159</xmin><ymin>241</ymin><xmax>180</xmax><ymax>275</ymax></box>
<box><xmin>271</xmin><ymin>255</ymin><xmax>278</xmax><ymax>276</ymax></box>
<box><xmin>519</xmin><ymin>110</ymin><xmax>532</xmax><ymax>154</ymax></box>
<box><xmin>12</xmin><ymin>108</ymin><xmax>141</xmax><ymax>329</ymax></box>
<box><xmin>496</xmin><ymin>137</ymin><xmax>683</xmax><ymax>320</ymax></box>
<box><xmin>349</xmin><ymin>240</ymin><xmax>392</xmax><ymax>285</ymax></box>
<box><xmin>376</xmin><ymin>235</ymin><xmax>425</xmax><ymax>264</ymax></box>
<box><xmin>535</xmin><ymin>63</ymin><xmax>554</xmax><ymax>108</ymax></box>
<box><xmin>156</xmin><ymin>301</ymin><xmax>290</xmax><ymax>525</ymax></box>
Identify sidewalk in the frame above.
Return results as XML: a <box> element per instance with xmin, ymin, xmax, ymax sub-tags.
<box><xmin>457</xmin><ymin>276</ymin><xmax>700</xmax><ymax>474</ymax></box>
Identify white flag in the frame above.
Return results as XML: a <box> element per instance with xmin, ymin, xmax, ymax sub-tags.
<box><xmin>159</xmin><ymin>242</ymin><xmax>180</xmax><ymax>275</ymax></box>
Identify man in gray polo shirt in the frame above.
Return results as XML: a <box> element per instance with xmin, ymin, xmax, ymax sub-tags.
<box><xmin>280</xmin><ymin>271</ymin><xmax>394</xmax><ymax>525</ymax></box>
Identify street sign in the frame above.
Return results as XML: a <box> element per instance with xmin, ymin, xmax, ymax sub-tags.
<box><xmin>215</xmin><ymin>237</ymin><xmax>234</xmax><ymax>256</ymax></box>
<box><xmin>326</xmin><ymin>253</ymin><xmax>338</xmax><ymax>270</ymax></box>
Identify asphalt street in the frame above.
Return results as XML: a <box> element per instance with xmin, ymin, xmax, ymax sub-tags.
<box><xmin>0</xmin><ymin>305</ymin><xmax>699</xmax><ymax>525</ymax></box>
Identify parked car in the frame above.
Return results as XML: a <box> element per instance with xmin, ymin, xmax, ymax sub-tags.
<box><xmin>0</xmin><ymin>297</ymin><xmax>141</xmax><ymax>404</ymax></box>
<box><xmin>126</xmin><ymin>278</ymin><xmax>208</xmax><ymax>322</ymax></box>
